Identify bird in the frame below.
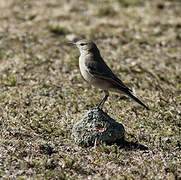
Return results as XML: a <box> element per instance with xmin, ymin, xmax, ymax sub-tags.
<box><xmin>72</xmin><ymin>39</ymin><xmax>149</xmax><ymax>110</ymax></box>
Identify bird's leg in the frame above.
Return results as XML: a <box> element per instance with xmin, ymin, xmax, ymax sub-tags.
<box><xmin>97</xmin><ymin>90</ymin><xmax>109</xmax><ymax>109</ymax></box>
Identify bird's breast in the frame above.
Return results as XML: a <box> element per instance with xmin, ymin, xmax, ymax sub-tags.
<box><xmin>79</xmin><ymin>56</ymin><xmax>93</xmax><ymax>82</ymax></box>
<box><xmin>79</xmin><ymin>56</ymin><xmax>111</xmax><ymax>90</ymax></box>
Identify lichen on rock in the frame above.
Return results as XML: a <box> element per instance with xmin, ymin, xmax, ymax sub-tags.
<box><xmin>72</xmin><ymin>107</ymin><xmax>125</xmax><ymax>147</ymax></box>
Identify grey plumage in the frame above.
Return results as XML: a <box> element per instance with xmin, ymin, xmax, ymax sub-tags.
<box><xmin>73</xmin><ymin>39</ymin><xmax>149</xmax><ymax>110</ymax></box>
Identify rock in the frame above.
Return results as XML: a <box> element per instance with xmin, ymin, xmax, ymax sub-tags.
<box><xmin>72</xmin><ymin>107</ymin><xmax>125</xmax><ymax>147</ymax></box>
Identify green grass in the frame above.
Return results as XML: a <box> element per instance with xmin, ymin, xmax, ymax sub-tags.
<box><xmin>0</xmin><ymin>0</ymin><xmax>180</xmax><ymax>179</ymax></box>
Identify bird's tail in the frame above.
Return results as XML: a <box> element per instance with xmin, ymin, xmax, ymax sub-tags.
<box><xmin>126</xmin><ymin>91</ymin><xmax>149</xmax><ymax>110</ymax></box>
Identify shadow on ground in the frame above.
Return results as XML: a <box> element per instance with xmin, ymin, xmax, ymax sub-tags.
<box><xmin>107</xmin><ymin>137</ymin><xmax>148</xmax><ymax>151</ymax></box>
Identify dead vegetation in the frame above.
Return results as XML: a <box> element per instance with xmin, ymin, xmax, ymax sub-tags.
<box><xmin>0</xmin><ymin>0</ymin><xmax>180</xmax><ymax>179</ymax></box>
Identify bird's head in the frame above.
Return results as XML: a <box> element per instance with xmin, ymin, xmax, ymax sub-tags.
<box><xmin>72</xmin><ymin>39</ymin><xmax>99</xmax><ymax>55</ymax></box>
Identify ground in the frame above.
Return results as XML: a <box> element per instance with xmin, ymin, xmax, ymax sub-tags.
<box><xmin>0</xmin><ymin>0</ymin><xmax>180</xmax><ymax>179</ymax></box>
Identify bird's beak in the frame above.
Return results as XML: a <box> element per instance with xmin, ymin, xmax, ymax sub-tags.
<box><xmin>67</xmin><ymin>41</ymin><xmax>76</xmax><ymax>46</ymax></box>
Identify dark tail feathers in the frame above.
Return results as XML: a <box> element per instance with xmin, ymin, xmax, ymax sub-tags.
<box><xmin>126</xmin><ymin>91</ymin><xmax>149</xmax><ymax>110</ymax></box>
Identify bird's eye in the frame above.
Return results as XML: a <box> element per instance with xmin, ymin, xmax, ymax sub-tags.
<box><xmin>80</xmin><ymin>43</ymin><xmax>86</xmax><ymax>46</ymax></box>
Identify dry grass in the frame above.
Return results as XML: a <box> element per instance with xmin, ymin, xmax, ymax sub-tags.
<box><xmin>0</xmin><ymin>0</ymin><xmax>180</xmax><ymax>179</ymax></box>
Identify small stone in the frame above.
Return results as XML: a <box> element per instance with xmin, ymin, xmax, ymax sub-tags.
<box><xmin>72</xmin><ymin>107</ymin><xmax>125</xmax><ymax>147</ymax></box>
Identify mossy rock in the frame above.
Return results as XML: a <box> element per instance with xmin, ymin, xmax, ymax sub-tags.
<box><xmin>72</xmin><ymin>107</ymin><xmax>125</xmax><ymax>147</ymax></box>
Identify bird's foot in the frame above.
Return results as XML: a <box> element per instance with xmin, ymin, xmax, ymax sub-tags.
<box><xmin>97</xmin><ymin>102</ymin><xmax>104</xmax><ymax>110</ymax></box>
<box><xmin>96</xmin><ymin>105</ymin><xmax>102</xmax><ymax>110</ymax></box>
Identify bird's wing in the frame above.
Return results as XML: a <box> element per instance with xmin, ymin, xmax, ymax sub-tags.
<box><xmin>85</xmin><ymin>58</ymin><xmax>132</xmax><ymax>92</ymax></box>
